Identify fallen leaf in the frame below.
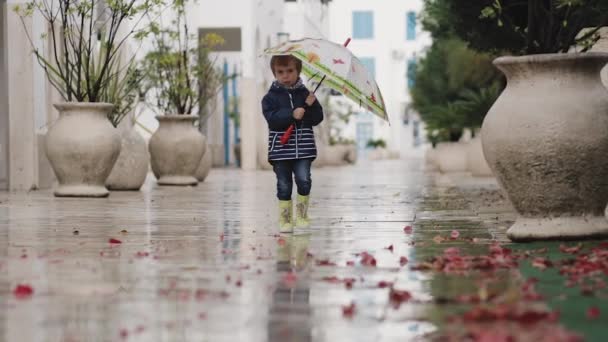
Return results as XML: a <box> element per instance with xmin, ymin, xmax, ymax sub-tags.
<box><xmin>389</xmin><ymin>288</ymin><xmax>412</xmax><ymax>307</ymax></box>
<box><xmin>360</xmin><ymin>252</ymin><xmax>377</xmax><ymax>267</ymax></box>
<box><xmin>342</xmin><ymin>302</ymin><xmax>356</xmax><ymax>318</ymax></box>
<box><xmin>433</xmin><ymin>235</ymin><xmax>445</xmax><ymax>244</ymax></box>
<box><xmin>13</xmin><ymin>284</ymin><xmax>33</xmax><ymax>299</ymax></box>
<box><xmin>559</xmin><ymin>243</ymin><xmax>582</xmax><ymax>254</ymax></box>
<box><xmin>587</xmin><ymin>307</ymin><xmax>600</xmax><ymax>319</ymax></box>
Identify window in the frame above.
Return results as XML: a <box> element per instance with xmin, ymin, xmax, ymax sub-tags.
<box><xmin>353</xmin><ymin>11</ymin><xmax>373</xmax><ymax>39</ymax></box>
<box><xmin>406</xmin><ymin>11</ymin><xmax>416</xmax><ymax>40</ymax></box>
<box><xmin>407</xmin><ymin>58</ymin><xmax>416</xmax><ymax>88</ymax></box>
<box><xmin>359</xmin><ymin>57</ymin><xmax>375</xmax><ymax>78</ymax></box>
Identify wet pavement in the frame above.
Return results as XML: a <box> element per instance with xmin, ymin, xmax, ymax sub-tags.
<box><xmin>1</xmin><ymin>158</ymin><xmax>607</xmax><ymax>341</ymax></box>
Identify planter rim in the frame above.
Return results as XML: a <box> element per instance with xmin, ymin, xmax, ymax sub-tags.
<box><xmin>53</xmin><ymin>102</ymin><xmax>114</xmax><ymax>111</ymax></box>
<box><xmin>155</xmin><ymin>114</ymin><xmax>198</xmax><ymax>121</ymax></box>
<box><xmin>493</xmin><ymin>52</ymin><xmax>608</xmax><ymax>66</ymax></box>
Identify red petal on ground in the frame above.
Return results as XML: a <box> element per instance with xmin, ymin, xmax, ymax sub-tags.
<box><xmin>399</xmin><ymin>256</ymin><xmax>409</xmax><ymax>266</ymax></box>
<box><xmin>378</xmin><ymin>281</ymin><xmax>393</xmax><ymax>288</ymax></box>
<box><xmin>360</xmin><ymin>252</ymin><xmax>377</xmax><ymax>267</ymax></box>
<box><xmin>560</xmin><ymin>243</ymin><xmax>582</xmax><ymax>254</ymax></box>
<box><xmin>109</xmin><ymin>238</ymin><xmax>122</xmax><ymax>244</ymax></box>
<box><xmin>135</xmin><ymin>251</ymin><xmax>149</xmax><ymax>258</ymax></box>
<box><xmin>450</xmin><ymin>230</ymin><xmax>460</xmax><ymax>239</ymax></box>
<box><xmin>587</xmin><ymin>307</ymin><xmax>600</xmax><ymax>319</ymax></box>
<box><xmin>346</xmin><ymin>261</ymin><xmax>355</xmax><ymax>266</ymax></box>
<box><xmin>198</xmin><ymin>312</ymin><xmax>207</xmax><ymax>320</ymax></box>
<box><xmin>135</xmin><ymin>325</ymin><xmax>145</xmax><ymax>334</ymax></box>
<box><xmin>13</xmin><ymin>284</ymin><xmax>34</xmax><ymax>299</ymax></box>
<box><xmin>316</xmin><ymin>259</ymin><xmax>336</xmax><ymax>266</ymax></box>
<box><xmin>277</xmin><ymin>237</ymin><xmax>286</xmax><ymax>246</ymax></box>
<box><xmin>531</xmin><ymin>257</ymin><xmax>553</xmax><ymax>270</ymax></box>
<box><xmin>322</xmin><ymin>276</ymin><xmax>341</xmax><ymax>284</ymax></box>
<box><xmin>119</xmin><ymin>329</ymin><xmax>129</xmax><ymax>339</ymax></box>
<box><xmin>342</xmin><ymin>302</ymin><xmax>356</xmax><ymax>318</ymax></box>
<box><xmin>344</xmin><ymin>278</ymin><xmax>355</xmax><ymax>289</ymax></box>
<box><xmin>386</xmin><ymin>244</ymin><xmax>394</xmax><ymax>252</ymax></box>
<box><xmin>219</xmin><ymin>234</ymin><xmax>225</xmax><ymax>242</ymax></box>
<box><xmin>403</xmin><ymin>225</ymin><xmax>413</xmax><ymax>234</ymax></box>
<box><xmin>389</xmin><ymin>288</ymin><xmax>412</xmax><ymax>306</ymax></box>
<box><xmin>235</xmin><ymin>280</ymin><xmax>242</xmax><ymax>287</ymax></box>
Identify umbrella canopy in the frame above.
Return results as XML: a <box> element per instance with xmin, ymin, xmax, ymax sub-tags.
<box><xmin>264</xmin><ymin>38</ymin><xmax>389</xmax><ymax>122</ymax></box>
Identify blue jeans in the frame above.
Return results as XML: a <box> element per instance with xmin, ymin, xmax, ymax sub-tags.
<box><xmin>271</xmin><ymin>158</ymin><xmax>313</xmax><ymax>200</ymax></box>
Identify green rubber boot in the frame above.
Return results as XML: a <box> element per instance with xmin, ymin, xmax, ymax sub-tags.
<box><xmin>296</xmin><ymin>194</ymin><xmax>310</xmax><ymax>228</ymax></box>
<box><xmin>278</xmin><ymin>200</ymin><xmax>294</xmax><ymax>233</ymax></box>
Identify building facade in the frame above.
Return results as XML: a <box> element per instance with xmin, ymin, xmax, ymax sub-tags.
<box><xmin>327</xmin><ymin>0</ymin><xmax>431</xmax><ymax>157</ymax></box>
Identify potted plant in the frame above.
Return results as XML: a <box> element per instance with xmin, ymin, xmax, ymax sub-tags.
<box><xmin>411</xmin><ymin>36</ymin><xmax>501</xmax><ymax>174</ymax></box>
<box><xmin>14</xmin><ymin>0</ymin><xmax>160</xmax><ymax>197</ymax></box>
<box><xmin>141</xmin><ymin>0</ymin><xmax>210</xmax><ymax>186</ymax></box>
<box><xmin>424</xmin><ymin>0</ymin><xmax>608</xmax><ymax>240</ymax></box>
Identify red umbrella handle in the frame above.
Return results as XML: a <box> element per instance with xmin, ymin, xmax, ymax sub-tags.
<box><xmin>280</xmin><ymin>124</ymin><xmax>294</xmax><ymax>145</ymax></box>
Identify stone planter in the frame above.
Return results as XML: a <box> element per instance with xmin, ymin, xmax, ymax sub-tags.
<box><xmin>45</xmin><ymin>102</ymin><xmax>121</xmax><ymax>197</ymax></box>
<box><xmin>481</xmin><ymin>53</ymin><xmax>608</xmax><ymax>241</ymax></box>
<box><xmin>436</xmin><ymin>142</ymin><xmax>468</xmax><ymax>173</ymax></box>
<box><xmin>466</xmin><ymin>136</ymin><xmax>492</xmax><ymax>177</ymax></box>
<box><xmin>149</xmin><ymin>115</ymin><xmax>205</xmax><ymax>186</ymax></box>
<box><xmin>106</xmin><ymin>126</ymin><xmax>149</xmax><ymax>190</ymax></box>
<box><xmin>195</xmin><ymin>146</ymin><xmax>212</xmax><ymax>182</ymax></box>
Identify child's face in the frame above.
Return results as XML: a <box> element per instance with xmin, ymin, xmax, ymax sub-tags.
<box><xmin>274</xmin><ymin>62</ymin><xmax>298</xmax><ymax>87</ymax></box>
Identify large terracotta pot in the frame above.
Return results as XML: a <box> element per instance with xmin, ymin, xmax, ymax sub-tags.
<box><xmin>46</xmin><ymin>102</ymin><xmax>121</xmax><ymax>197</ymax></box>
<box><xmin>149</xmin><ymin>115</ymin><xmax>205</xmax><ymax>186</ymax></box>
<box><xmin>481</xmin><ymin>53</ymin><xmax>608</xmax><ymax>241</ymax></box>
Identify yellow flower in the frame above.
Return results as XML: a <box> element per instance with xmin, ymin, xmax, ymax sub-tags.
<box><xmin>306</xmin><ymin>52</ymin><xmax>320</xmax><ymax>63</ymax></box>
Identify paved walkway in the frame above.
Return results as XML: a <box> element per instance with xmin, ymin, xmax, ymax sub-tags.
<box><xmin>1</xmin><ymin>158</ymin><xmax>607</xmax><ymax>341</ymax></box>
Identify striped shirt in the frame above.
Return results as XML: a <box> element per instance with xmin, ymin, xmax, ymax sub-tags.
<box><xmin>261</xmin><ymin>79</ymin><xmax>324</xmax><ymax>162</ymax></box>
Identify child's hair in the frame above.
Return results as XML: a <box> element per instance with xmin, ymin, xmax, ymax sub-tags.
<box><xmin>270</xmin><ymin>55</ymin><xmax>302</xmax><ymax>76</ymax></box>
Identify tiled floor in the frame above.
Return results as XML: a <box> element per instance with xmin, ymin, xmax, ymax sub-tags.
<box><xmin>1</xmin><ymin>158</ymin><xmax>607</xmax><ymax>341</ymax></box>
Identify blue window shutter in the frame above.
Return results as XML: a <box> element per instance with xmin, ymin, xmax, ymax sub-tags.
<box><xmin>406</xmin><ymin>11</ymin><xmax>416</xmax><ymax>40</ymax></box>
<box><xmin>360</xmin><ymin>57</ymin><xmax>375</xmax><ymax>78</ymax></box>
<box><xmin>353</xmin><ymin>11</ymin><xmax>373</xmax><ymax>39</ymax></box>
<box><xmin>407</xmin><ymin>58</ymin><xmax>416</xmax><ymax>88</ymax></box>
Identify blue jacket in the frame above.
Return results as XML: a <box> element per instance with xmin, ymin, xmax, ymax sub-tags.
<box><xmin>261</xmin><ymin>80</ymin><xmax>324</xmax><ymax>161</ymax></box>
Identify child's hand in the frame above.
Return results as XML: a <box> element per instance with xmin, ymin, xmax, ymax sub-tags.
<box><xmin>305</xmin><ymin>93</ymin><xmax>316</xmax><ymax>106</ymax></box>
<box><xmin>293</xmin><ymin>107</ymin><xmax>305</xmax><ymax>120</ymax></box>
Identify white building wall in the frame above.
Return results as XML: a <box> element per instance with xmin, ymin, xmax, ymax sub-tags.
<box><xmin>132</xmin><ymin>0</ymin><xmax>284</xmax><ymax>169</ymax></box>
<box><xmin>328</xmin><ymin>0</ymin><xmax>431</xmax><ymax>157</ymax></box>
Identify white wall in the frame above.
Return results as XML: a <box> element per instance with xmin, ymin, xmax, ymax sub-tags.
<box><xmin>0</xmin><ymin>2</ymin><xmax>8</xmax><ymax>189</ymax></box>
<box><xmin>328</xmin><ymin>0</ymin><xmax>431</xmax><ymax>157</ymax></box>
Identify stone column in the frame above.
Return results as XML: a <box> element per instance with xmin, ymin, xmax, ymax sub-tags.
<box><xmin>6</xmin><ymin>0</ymin><xmax>37</xmax><ymax>191</ymax></box>
<box><xmin>239</xmin><ymin>77</ymin><xmax>258</xmax><ymax>170</ymax></box>
<box><xmin>0</xmin><ymin>2</ymin><xmax>9</xmax><ymax>189</ymax></box>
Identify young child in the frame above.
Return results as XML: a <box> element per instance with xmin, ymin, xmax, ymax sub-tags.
<box><xmin>261</xmin><ymin>55</ymin><xmax>324</xmax><ymax>233</ymax></box>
